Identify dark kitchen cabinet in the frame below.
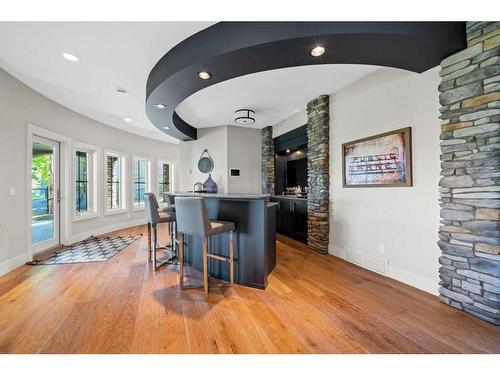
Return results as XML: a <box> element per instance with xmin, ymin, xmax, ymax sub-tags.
<box><xmin>271</xmin><ymin>197</ymin><xmax>307</xmax><ymax>243</ymax></box>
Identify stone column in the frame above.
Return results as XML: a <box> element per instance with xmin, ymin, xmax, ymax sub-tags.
<box><xmin>261</xmin><ymin>126</ymin><xmax>275</xmax><ymax>195</ymax></box>
<box><xmin>307</xmin><ymin>95</ymin><xmax>330</xmax><ymax>254</ymax></box>
<box><xmin>438</xmin><ymin>22</ymin><xmax>500</xmax><ymax>325</ymax></box>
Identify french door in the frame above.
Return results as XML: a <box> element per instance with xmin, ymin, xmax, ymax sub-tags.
<box><xmin>31</xmin><ymin>135</ymin><xmax>60</xmax><ymax>253</ymax></box>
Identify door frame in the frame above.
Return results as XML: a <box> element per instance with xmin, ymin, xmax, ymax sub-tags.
<box><xmin>26</xmin><ymin>124</ymin><xmax>71</xmax><ymax>260</ymax></box>
<box><xmin>31</xmin><ymin>135</ymin><xmax>60</xmax><ymax>253</ymax></box>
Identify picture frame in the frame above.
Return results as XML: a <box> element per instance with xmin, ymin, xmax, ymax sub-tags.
<box><xmin>342</xmin><ymin>127</ymin><xmax>412</xmax><ymax>188</ymax></box>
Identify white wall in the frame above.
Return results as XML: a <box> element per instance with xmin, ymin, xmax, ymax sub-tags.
<box><xmin>227</xmin><ymin>126</ymin><xmax>261</xmax><ymax>194</ymax></box>
<box><xmin>329</xmin><ymin>67</ymin><xmax>441</xmax><ymax>295</ymax></box>
<box><xmin>179</xmin><ymin>125</ymin><xmax>261</xmax><ymax>194</ymax></box>
<box><xmin>273</xmin><ymin>110</ymin><xmax>307</xmax><ymax>138</ymax></box>
<box><xmin>0</xmin><ymin>68</ymin><xmax>180</xmax><ymax>275</ymax></box>
<box><xmin>179</xmin><ymin>126</ymin><xmax>228</xmax><ymax>192</ymax></box>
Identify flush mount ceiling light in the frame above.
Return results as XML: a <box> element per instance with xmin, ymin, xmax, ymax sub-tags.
<box><xmin>198</xmin><ymin>71</ymin><xmax>212</xmax><ymax>80</ymax></box>
<box><xmin>310</xmin><ymin>46</ymin><xmax>326</xmax><ymax>57</ymax></box>
<box><xmin>62</xmin><ymin>53</ymin><xmax>79</xmax><ymax>62</ymax></box>
<box><xmin>234</xmin><ymin>109</ymin><xmax>255</xmax><ymax>125</ymax></box>
<box><xmin>155</xmin><ymin>104</ymin><xmax>167</xmax><ymax>110</ymax></box>
<box><xmin>162</xmin><ymin>125</ymin><xmax>170</xmax><ymax>130</ymax></box>
<box><xmin>123</xmin><ymin>117</ymin><xmax>132</xmax><ymax>123</ymax></box>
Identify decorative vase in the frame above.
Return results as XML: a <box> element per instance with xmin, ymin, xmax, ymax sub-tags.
<box><xmin>203</xmin><ymin>174</ymin><xmax>218</xmax><ymax>193</ymax></box>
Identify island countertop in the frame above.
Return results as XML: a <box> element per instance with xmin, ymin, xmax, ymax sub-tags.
<box><xmin>172</xmin><ymin>192</ymin><xmax>270</xmax><ymax>200</ymax></box>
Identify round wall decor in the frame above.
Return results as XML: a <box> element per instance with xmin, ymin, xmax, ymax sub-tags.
<box><xmin>198</xmin><ymin>149</ymin><xmax>214</xmax><ymax>173</ymax></box>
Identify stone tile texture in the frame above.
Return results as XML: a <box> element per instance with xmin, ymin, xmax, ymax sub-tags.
<box><xmin>306</xmin><ymin>95</ymin><xmax>330</xmax><ymax>254</ymax></box>
<box><xmin>438</xmin><ymin>22</ymin><xmax>500</xmax><ymax>325</ymax></box>
<box><xmin>261</xmin><ymin>126</ymin><xmax>275</xmax><ymax>195</ymax></box>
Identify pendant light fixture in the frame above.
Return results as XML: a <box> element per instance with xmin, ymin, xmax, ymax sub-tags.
<box><xmin>234</xmin><ymin>109</ymin><xmax>255</xmax><ymax>125</ymax></box>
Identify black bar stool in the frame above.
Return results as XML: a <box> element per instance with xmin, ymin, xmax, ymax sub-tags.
<box><xmin>174</xmin><ymin>196</ymin><xmax>235</xmax><ymax>300</ymax></box>
<box><xmin>144</xmin><ymin>193</ymin><xmax>176</xmax><ymax>270</ymax></box>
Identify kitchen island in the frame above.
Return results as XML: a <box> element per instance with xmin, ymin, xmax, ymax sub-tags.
<box><xmin>171</xmin><ymin>193</ymin><xmax>276</xmax><ymax>289</ymax></box>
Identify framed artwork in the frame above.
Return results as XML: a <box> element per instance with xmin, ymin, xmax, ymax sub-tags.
<box><xmin>342</xmin><ymin>127</ymin><xmax>412</xmax><ymax>188</ymax></box>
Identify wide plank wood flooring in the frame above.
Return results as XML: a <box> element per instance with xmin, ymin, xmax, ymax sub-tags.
<box><xmin>0</xmin><ymin>225</ymin><xmax>499</xmax><ymax>354</ymax></box>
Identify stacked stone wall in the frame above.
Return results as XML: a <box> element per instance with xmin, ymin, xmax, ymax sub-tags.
<box><xmin>307</xmin><ymin>95</ymin><xmax>330</xmax><ymax>254</ymax></box>
<box><xmin>438</xmin><ymin>21</ymin><xmax>500</xmax><ymax>325</ymax></box>
<box><xmin>261</xmin><ymin>126</ymin><xmax>275</xmax><ymax>195</ymax></box>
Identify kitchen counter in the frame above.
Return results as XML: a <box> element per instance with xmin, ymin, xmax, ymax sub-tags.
<box><xmin>171</xmin><ymin>192</ymin><xmax>276</xmax><ymax>289</ymax></box>
<box><xmin>271</xmin><ymin>195</ymin><xmax>307</xmax><ymax>201</ymax></box>
<box><xmin>174</xmin><ymin>192</ymin><xmax>270</xmax><ymax>200</ymax></box>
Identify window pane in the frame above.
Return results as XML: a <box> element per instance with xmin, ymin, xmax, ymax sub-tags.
<box><xmin>158</xmin><ymin>163</ymin><xmax>171</xmax><ymax>203</ymax></box>
<box><xmin>107</xmin><ymin>155</ymin><xmax>121</xmax><ymax>209</ymax></box>
<box><xmin>75</xmin><ymin>151</ymin><xmax>89</xmax><ymax>213</ymax></box>
<box><xmin>133</xmin><ymin>159</ymin><xmax>149</xmax><ymax>207</ymax></box>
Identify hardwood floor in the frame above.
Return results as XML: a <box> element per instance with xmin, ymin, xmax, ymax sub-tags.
<box><xmin>0</xmin><ymin>225</ymin><xmax>499</xmax><ymax>354</ymax></box>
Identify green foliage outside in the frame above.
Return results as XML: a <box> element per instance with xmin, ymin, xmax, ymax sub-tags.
<box><xmin>32</xmin><ymin>154</ymin><xmax>52</xmax><ymax>201</ymax></box>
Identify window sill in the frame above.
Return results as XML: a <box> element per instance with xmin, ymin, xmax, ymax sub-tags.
<box><xmin>72</xmin><ymin>212</ymin><xmax>99</xmax><ymax>222</ymax></box>
<box><xmin>104</xmin><ymin>208</ymin><xmax>128</xmax><ymax>216</ymax></box>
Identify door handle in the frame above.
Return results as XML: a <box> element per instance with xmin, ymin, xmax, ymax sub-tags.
<box><xmin>56</xmin><ymin>189</ymin><xmax>61</xmax><ymax>203</ymax></box>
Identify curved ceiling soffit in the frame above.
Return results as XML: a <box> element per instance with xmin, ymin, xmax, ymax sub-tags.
<box><xmin>146</xmin><ymin>21</ymin><xmax>466</xmax><ymax>141</ymax></box>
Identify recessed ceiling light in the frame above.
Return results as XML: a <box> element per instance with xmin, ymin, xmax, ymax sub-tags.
<box><xmin>155</xmin><ymin>104</ymin><xmax>167</xmax><ymax>110</ymax></box>
<box><xmin>116</xmin><ymin>88</ymin><xmax>128</xmax><ymax>94</ymax></box>
<box><xmin>62</xmin><ymin>53</ymin><xmax>79</xmax><ymax>62</ymax></box>
<box><xmin>286</xmin><ymin>149</ymin><xmax>291</xmax><ymax>153</ymax></box>
<box><xmin>123</xmin><ymin>118</ymin><xmax>132</xmax><ymax>123</ymax></box>
<box><xmin>162</xmin><ymin>125</ymin><xmax>170</xmax><ymax>130</ymax></box>
<box><xmin>310</xmin><ymin>46</ymin><xmax>326</xmax><ymax>57</ymax></box>
<box><xmin>198</xmin><ymin>71</ymin><xmax>212</xmax><ymax>80</ymax></box>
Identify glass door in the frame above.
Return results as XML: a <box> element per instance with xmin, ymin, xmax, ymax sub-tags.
<box><xmin>31</xmin><ymin>135</ymin><xmax>60</xmax><ymax>253</ymax></box>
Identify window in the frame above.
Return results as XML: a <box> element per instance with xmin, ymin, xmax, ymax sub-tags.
<box><xmin>73</xmin><ymin>142</ymin><xmax>98</xmax><ymax>220</ymax></box>
<box><xmin>132</xmin><ymin>157</ymin><xmax>150</xmax><ymax>209</ymax></box>
<box><xmin>105</xmin><ymin>150</ymin><xmax>127</xmax><ymax>213</ymax></box>
<box><xmin>158</xmin><ymin>160</ymin><xmax>174</xmax><ymax>204</ymax></box>
<box><xmin>75</xmin><ymin>151</ymin><xmax>89</xmax><ymax>212</ymax></box>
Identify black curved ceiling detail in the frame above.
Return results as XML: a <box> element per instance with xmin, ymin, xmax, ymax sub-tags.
<box><xmin>146</xmin><ymin>21</ymin><xmax>466</xmax><ymax>141</ymax></box>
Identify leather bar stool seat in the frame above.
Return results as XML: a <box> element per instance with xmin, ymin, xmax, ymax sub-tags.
<box><xmin>209</xmin><ymin>221</ymin><xmax>235</xmax><ymax>235</ymax></box>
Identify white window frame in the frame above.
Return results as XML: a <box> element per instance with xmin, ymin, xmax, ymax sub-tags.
<box><xmin>157</xmin><ymin>159</ymin><xmax>175</xmax><ymax>206</ymax></box>
<box><xmin>72</xmin><ymin>142</ymin><xmax>99</xmax><ymax>221</ymax></box>
<box><xmin>104</xmin><ymin>149</ymin><xmax>128</xmax><ymax>215</ymax></box>
<box><xmin>131</xmin><ymin>155</ymin><xmax>152</xmax><ymax>211</ymax></box>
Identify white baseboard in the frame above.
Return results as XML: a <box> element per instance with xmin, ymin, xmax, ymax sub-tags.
<box><xmin>387</xmin><ymin>265</ymin><xmax>438</xmax><ymax>295</ymax></box>
<box><xmin>0</xmin><ymin>252</ymin><xmax>29</xmax><ymax>277</ymax></box>
<box><xmin>66</xmin><ymin>218</ymin><xmax>147</xmax><ymax>245</ymax></box>
<box><xmin>329</xmin><ymin>244</ymin><xmax>438</xmax><ymax>296</ymax></box>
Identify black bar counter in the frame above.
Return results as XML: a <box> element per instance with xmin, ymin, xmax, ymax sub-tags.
<box><xmin>172</xmin><ymin>193</ymin><xmax>277</xmax><ymax>289</ymax></box>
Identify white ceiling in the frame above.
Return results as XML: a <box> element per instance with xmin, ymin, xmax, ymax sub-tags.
<box><xmin>0</xmin><ymin>22</ymin><xmax>379</xmax><ymax>143</ymax></box>
<box><xmin>0</xmin><ymin>22</ymin><xmax>214</xmax><ymax>144</ymax></box>
<box><xmin>177</xmin><ymin>64</ymin><xmax>379</xmax><ymax>129</ymax></box>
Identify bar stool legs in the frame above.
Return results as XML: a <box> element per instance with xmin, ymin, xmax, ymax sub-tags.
<box><xmin>149</xmin><ymin>222</ymin><xmax>177</xmax><ymax>270</ymax></box>
<box><xmin>178</xmin><ymin>231</ymin><xmax>235</xmax><ymax>301</ymax></box>
<box><xmin>147</xmin><ymin>223</ymin><xmax>150</xmax><ymax>260</ymax></box>
<box><xmin>203</xmin><ymin>237</ymin><xmax>209</xmax><ymax>300</ymax></box>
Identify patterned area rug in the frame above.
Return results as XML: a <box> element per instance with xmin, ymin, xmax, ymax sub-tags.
<box><xmin>30</xmin><ymin>235</ymin><xmax>141</xmax><ymax>265</ymax></box>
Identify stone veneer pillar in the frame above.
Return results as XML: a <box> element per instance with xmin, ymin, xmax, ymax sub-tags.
<box><xmin>261</xmin><ymin>126</ymin><xmax>275</xmax><ymax>195</ymax></box>
<box><xmin>437</xmin><ymin>22</ymin><xmax>500</xmax><ymax>325</ymax></box>
<box><xmin>307</xmin><ymin>95</ymin><xmax>330</xmax><ymax>254</ymax></box>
